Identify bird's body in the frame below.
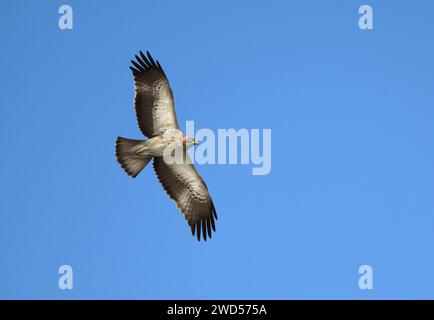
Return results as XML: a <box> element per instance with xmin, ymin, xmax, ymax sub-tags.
<box><xmin>115</xmin><ymin>51</ymin><xmax>217</xmax><ymax>241</ymax></box>
<box><xmin>140</xmin><ymin>135</ymin><xmax>171</xmax><ymax>156</ymax></box>
<box><xmin>133</xmin><ymin>134</ymin><xmax>185</xmax><ymax>157</ymax></box>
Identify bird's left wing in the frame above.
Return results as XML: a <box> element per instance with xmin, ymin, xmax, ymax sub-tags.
<box><xmin>153</xmin><ymin>156</ymin><xmax>218</xmax><ymax>241</ymax></box>
<box><xmin>129</xmin><ymin>51</ymin><xmax>179</xmax><ymax>138</ymax></box>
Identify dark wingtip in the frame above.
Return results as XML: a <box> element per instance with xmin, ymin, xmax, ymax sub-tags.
<box><xmin>131</xmin><ymin>50</ymin><xmax>166</xmax><ymax>76</ymax></box>
<box><xmin>146</xmin><ymin>51</ymin><xmax>157</xmax><ymax>67</ymax></box>
<box><xmin>210</xmin><ymin>214</ymin><xmax>216</xmax><ymax>231</ymax></box>
<box><xmin>135</xmin><ymin>54</ymin><xmax>147</xmax><ymax>69</ymax></box>
<box><xmin>139</xmin><ymin>50</ymin><xmax>145</xmax><ymax>58</ymax></box>
<box><xmin>212</xmin><ymin>202</ymin><xmax>218</xmax><ymax>220</ymax></box>
<box><xmin>196</xmin><ymin>222</ymin><xmax>201</xmax><ymax>241</ymax></box>
<box><xmin>140</xmin><ymin>50</ymin><xmax>151</xmax><ymax>66</ymax></box>
<box><xmin>190</xmin><ymin>212</ymin><xmax>217</xmax><ymax>242</ymax></box>
<box><xmin>131</xmin><ymin>60</ymin><xmax>144</xmax><ymax>72</ymax></box>
<box><xmin>206</xmin><ymin>218</ymin><xmax>212</xmax><ymax>239</ymax></box>
<box><xmin>202</xmin><ymin>219</ymin><xmax>207</xmax><ymax>241</ymax></box>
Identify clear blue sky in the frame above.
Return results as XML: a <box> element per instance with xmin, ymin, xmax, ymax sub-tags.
<box><xmin>1</xmin><ymin>0</ymin><xmax>434</xmax><ymax>299</ymax></box>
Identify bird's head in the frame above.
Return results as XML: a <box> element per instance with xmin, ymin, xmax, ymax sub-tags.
<box><xmin>183</xmin><ymin>135</ymin><xmax>199</xmax><ymax>148</ymax></box>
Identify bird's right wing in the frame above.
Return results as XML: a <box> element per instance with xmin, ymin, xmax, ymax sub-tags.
<box><xmin>129</xmin><ymin>51</ymin><xmax>179</xmax><ymax>138</ymax></box>
<box><xmin>153</xmin><ymin>155</ymin><xmax>218</xmax><ymax>241</ymax></box>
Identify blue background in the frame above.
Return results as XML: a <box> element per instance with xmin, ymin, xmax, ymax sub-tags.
<box><xmin>1</xmin><ymin>0</ymin><xmax>433</xmax><ymax>299</ymax></box>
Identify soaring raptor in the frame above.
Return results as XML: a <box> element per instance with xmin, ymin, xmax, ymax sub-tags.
<box><xmin>115</xmin><ymin>51</ymin><xmax>217</xmax><ymax>241</ymax></box>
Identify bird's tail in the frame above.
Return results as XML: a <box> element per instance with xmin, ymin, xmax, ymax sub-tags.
<box><xmin>115</xmin><ymin>137</ymin><xmax>153</xmax><ymax>178</ymax></box>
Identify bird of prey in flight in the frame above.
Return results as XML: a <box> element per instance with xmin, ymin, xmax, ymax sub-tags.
<box><xmin>115</xmin><ymin>50</ymin><xmax>217</xmax><ymax>241</ymax></box>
